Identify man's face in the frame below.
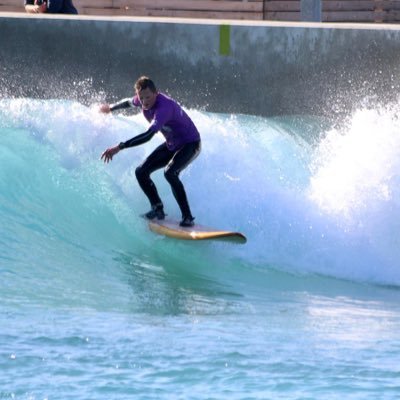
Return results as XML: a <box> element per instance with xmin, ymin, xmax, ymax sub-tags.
<box><xmin>137</xmin><ymin>87</ymin><xmax>158</xmax><ymax>110</ymax></box>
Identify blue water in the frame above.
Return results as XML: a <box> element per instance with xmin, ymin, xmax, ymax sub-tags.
<box><xmin>1</xmin><ymin>99</ymin><xmax>400</xmax><ymax>399</ymax></box>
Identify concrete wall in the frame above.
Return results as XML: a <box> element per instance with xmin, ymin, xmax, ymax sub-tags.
<box><xmin>1</xmin><ymin>13</ymin><xmax>400</xmax><ymax>118</ymax></box>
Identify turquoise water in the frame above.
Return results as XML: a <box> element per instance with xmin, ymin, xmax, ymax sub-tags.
<box><xmin>1</xmin><ymin>99</ymin><xmax>400</xmax><ymax>399</ymax></box>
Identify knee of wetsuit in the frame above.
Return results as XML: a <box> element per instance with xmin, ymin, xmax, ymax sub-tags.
<box><xmin>164</xmin><ymin>167</ymin><xmax>179</xmax><ymax>183</ymax></box>
<box><xmin>135</xmin><ymin>165</ymin><xmax>145</xmax><ymax>180</ymax></box>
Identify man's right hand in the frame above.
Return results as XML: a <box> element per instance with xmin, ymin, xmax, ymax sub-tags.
<box><xmin>99</xmin><ymin>104</ymin><xmax>111</xmax><ymax>114</ymax></box>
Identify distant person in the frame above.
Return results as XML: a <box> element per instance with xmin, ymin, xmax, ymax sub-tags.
<box><xmin>100</xmin><ymin>76</ymin><xmax>201</xmax><ymax>227</ymax></box>
<box><xmin>24</xmin><ymin>0</ymin><xmax>78</xmax><ymax>14</ymax></box>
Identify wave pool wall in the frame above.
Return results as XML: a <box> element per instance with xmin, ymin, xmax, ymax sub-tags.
<box><xmin>1</xmin><ymin>13</ymin><xmax>400</xmax><ymax>117</ymax></box>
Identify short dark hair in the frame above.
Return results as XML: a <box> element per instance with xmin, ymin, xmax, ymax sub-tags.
<box><xmin>134</xmin><ymin>76</ymin><xmax>157</xmax><ymax>93</ymax></box>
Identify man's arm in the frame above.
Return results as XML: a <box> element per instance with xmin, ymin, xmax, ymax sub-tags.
<box><xmin>100</xmin><ymin>98</ymin><xmax>133</xmax><ymax>114</ymax></box>
<box><xmin>101</xmin><ymin>128</ymin><xmax>157</xmax><ymax>163</ymax></box>
<box><xmin>119</xmin><ymin>128</ymin><xmax>157</xmax><ymax>149</ymax></box>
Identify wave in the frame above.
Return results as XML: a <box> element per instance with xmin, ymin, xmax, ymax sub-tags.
<box><xmin>1</xmin><ymin>98</ymin><xmax>400</xmax><ymax>287</ymax></box>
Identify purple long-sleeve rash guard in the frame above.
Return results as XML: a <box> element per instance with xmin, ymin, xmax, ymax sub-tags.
<box><xmin>132</xmin><ymin>93</ymin><xmax>200</xmax><ymax>151</ymax></box>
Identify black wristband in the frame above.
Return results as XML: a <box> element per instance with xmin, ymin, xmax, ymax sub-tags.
<box><xmin>118</xmin><ymin>142</ymin><xmax>125</xmax><ymax>150</ymax></box>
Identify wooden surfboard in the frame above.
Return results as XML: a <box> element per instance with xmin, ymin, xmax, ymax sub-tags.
<box><xmin>148</xmin><ymin>218</ymin><xmax>246</xmax><ymax>244</ymax></box>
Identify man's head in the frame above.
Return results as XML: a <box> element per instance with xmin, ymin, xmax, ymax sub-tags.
<box><xmin>135</xmin><ymin>76</ymin><xmax>158</xmax><ymax>110</ymax></box>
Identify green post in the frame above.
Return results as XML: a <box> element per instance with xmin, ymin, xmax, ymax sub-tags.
<box><xmin>219</xmin><ymin>25</ymin><xmax>231</xmax><ymax>56</ymax></box>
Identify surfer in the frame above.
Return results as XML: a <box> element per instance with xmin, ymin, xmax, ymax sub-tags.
<box><xmin>100</xmin><ymin>76</ymin><xmax>201</xmax><ymax>227</ymax></box>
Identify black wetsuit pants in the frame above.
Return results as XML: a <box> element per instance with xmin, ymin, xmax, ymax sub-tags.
<box><xmin>135</xmin><ymin>141</ymin><xmax>201</xmax><ymax>218</ymax></box>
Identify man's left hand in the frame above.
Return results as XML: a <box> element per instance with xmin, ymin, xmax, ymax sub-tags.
<box><xmin>101</xmin><ymin>146</ymin><xmax>120</xmax><ymax>163</ymax></box>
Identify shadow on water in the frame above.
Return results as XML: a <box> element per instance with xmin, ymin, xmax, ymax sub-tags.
<box><xmin>113</xmin><ymin>246</ymin><xmax>247</xmax><ymax>316</ymax></box>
